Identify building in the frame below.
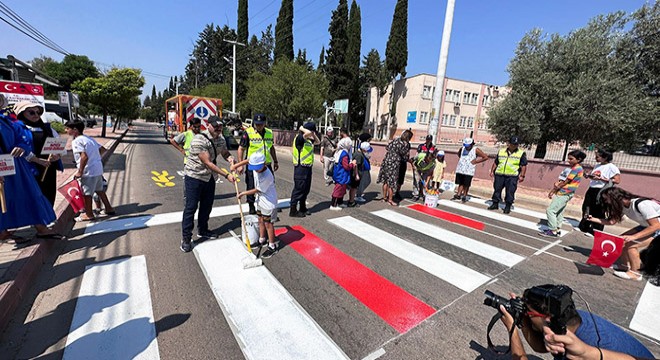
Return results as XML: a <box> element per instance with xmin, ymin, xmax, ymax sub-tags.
<box><xmin>364</xmin><ymin>74</ymin><xmax>506</xmax><ymax>144</ymax></box>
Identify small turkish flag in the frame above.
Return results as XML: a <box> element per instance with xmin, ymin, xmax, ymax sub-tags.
<box><xmin>586</xmin><ymin>230</ymin><xmax>625</xmax><ymax>268</ymax></box>
<box><xmin>58</xmin><ymin>179</ymin><xmax>85</xmax><ymax>213</ymax></box>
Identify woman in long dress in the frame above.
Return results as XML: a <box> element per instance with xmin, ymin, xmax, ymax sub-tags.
<box><xmin>377</xmin><ymin>130</ymin><xmax>412</xmax><ymax>206</ymax></box>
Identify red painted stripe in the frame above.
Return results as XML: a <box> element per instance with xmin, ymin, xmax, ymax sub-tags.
<box><xmin>276</xmin><ymin>226</ymin><xmax>435</xmax><ymax>333</ymax></box>
<box><xmin>408</xmin><ymin>203</ymin><xmax>485</xmax><ymax>231</ymax></box>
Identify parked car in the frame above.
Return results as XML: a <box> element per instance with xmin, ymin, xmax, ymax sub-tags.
<box><xmin>629</xmin><ymin>144</ymin><xmax>660</xmax><ymax>156</ymax></box>
<box><xmin>84</xmin><ymin>118</ymin><xmax>97</xmax><ymax>128</ymax></box>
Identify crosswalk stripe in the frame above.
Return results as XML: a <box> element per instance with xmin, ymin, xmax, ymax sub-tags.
<box><xmin>465</xmin><ymin>197</ymin><xmax>580</xmax><ymax>228</ymax></box>
<box><xmin>407</xmin><ymin>204</ymin><xmax>485</xmax><ymax>230</ymax></box>
<box><xmin>438</xmin><ymin>200</ymin><xmax>569</xmax><ymax>237</ymax></box>
<box><xmin>328</xmin><ymin>216</ymin><xmax>491</xmax><ymax>293</ymax></box>
<box><xmin>373</xmin><ymin>210</ymin><xmax>525</xmax><ymax>267</ymax></box>
<box><xmin>194</xmin><ymin>238</ymin><xmax>349</xmax><ymax>360</ymax></box>
<box><xmin>277</xmin><ymin>226</ymin><xmax>436</xmax><ymax>334</ymax></box>
<box><xmin>83</xmin><ymin>199</ymin><xmax>291</xmax><ymax>235</ymax></box>
<box><xmin>629</xmin><ymin>280</ymin><xmax>660</xmax><ymax>341</ymax></box>
<box><xmin>63</xmin><ymin>256</ymin><xmax>160</xmax><ymax>360</ymax></box>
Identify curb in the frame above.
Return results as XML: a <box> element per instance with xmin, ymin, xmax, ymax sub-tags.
<box><xmin>0</xmin><ymin>128</ymin><xmax>128</xmax><ymax>333</ymax></box>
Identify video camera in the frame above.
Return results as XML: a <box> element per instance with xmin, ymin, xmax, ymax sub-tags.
<box><xmin>483</xmin><ymin>285</ymin><xmax>575</xmax><ymax>357</ymax></box>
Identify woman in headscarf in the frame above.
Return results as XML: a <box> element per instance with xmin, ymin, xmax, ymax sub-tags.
<box><xmin>329</xmin><ymin>137</ymin><xmax>356</xmax><ymax>210</ymax></box>
<box><xmin>0</xmin><ymin>113</ymin><xmax>58</xmax><ymax>243</ymax></box>
<box><xmin>377</xmin><ymin>130</ymin><xmax>413</xmax><ymax>206</ymax></box>
<box><xmin>13</xmin><ymin>101</ymin><xmax>64</xmax><ymax>205</ymax></box>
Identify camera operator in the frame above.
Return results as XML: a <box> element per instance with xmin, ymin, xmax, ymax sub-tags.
<box><xmin>496</xmin><ymin>286</ymin><xmax>653</xmax><ymax>360</ymax></box>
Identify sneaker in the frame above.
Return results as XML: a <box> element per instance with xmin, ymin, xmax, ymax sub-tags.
<box><xmin>347</xmin><ymin>201</ymin><xmax>358</xmax><ymax>208</ymax></box>
<box><xmin>329</xmin><ymin>206</ymin><xmax>342</xmax><ymax>211</ymax></box>
<box><xmin>259</xmin><ymin>238</ymin><xmax>269</xmax><ymax>248</ymax></box>
<box><xmin>261</xmin><ymin>244</ymin><xmax>279</xmax><ymax>259</ymax></box>
<box><xmin>613</xmin><ymin>270</ymin><xmax>643</xmax><ymax>281</ymax></box>
<box><xmin>451</xmin><ymin>195</ymin><xmax>461</xmax><ymax>201</ymax></box>
<box><xmin>180</xmin><ymin>240</ymin><xmax>192</xmax><ymax>253</ymax></box>
<box><xmin>487</xmin><ymin>202</ymin><xmax>499</xmax><ymax>210</ymax></box>
<box><xmin>355</xmin><ymin>196</ymin><xmax>366</xmax><ymax>203</ymax></box>
<box><xmin>461</xmin><ymin>196</ymin><xmax>468</xmax><ymax>203</ymax></box>
<box><xmin>299</xmin><ymin>208</ymin><xmax>312</xmax><ymax>216</ymax></box>
<box><xmin>411</xmin><ymin>195</ymin><xmax>420</xmax><ymax>201</ymax></box>
<box><xmin>538</xmin><ymin>229</ymin><xmax>558</xmax><ymax>238</ymax></box>
<box><xmin>197</xmin><ymin>231</ymin><xmax>218</xmax><ymax>240</ymax></box>
<box><xmin>339</xmin><ymin>203</ymin><xmax>348</xmax><ymax>208</ymax></box>
<box><xmin>503</xmin><ymin>205</ymin><xmax>511</xmax><ymax>214</ymax></box>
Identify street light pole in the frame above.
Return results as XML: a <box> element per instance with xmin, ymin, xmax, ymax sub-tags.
<box><xmin>428</xmin><ymin>0</ymin><xmax>456</xmax><ymax>143</ymax></box>
<box><xmin>223</xmin><ymin>39</ymin><xmax>246</xmax><ymax>114</ymax></box>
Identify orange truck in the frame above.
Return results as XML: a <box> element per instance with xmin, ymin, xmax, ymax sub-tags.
<box><xmin>164</xmin><ymin>95</ymin><xmax>223</xmax><ymax>140</ymax></box>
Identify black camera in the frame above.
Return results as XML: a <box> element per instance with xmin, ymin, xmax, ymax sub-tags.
<box><xmin>484</xmin><ymin>284</ymin><xmax>574</xmax><ymax>334</ymax></box>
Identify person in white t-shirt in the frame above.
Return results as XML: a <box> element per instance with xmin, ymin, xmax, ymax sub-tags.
<box><xmin>65</xmin><ymin>120</ymin><xmax>115</xmax><ymax>221</ymax></box>
<box><xmin>232</xmin><ymin>152</ymin><xmax>279</xmax><ymax>258</ymax></box>
<box><xmin>579</xmin><ymin>149</ymin><xmax>621</xmax><ymax>235</ymax></box>
<box><xmin>587</xmin><ymin>187</ymin><xmax>660</xmax><ymax>281</ymax></box>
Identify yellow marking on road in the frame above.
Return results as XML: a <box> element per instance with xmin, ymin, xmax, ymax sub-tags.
<box><xmin>151</xmin><ymin>170</ymin><xmax>175</xmax><ymax>187</ymax></box>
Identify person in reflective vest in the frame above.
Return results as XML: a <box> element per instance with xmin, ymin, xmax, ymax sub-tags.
<box><xmin>237</xmin><ymin>114</ymin><xmax>278</xmax><ymax>215</ymax></box>
<box><xmin>170</xmin><ymin>118</ymin><xmax>202</xmax><ymax>164</ymax></box>
<box><xmin>289</xmin><ymin>122</ymin><xmax>320</xmax><ymax>217</ymax></box>
<box><xmin>488</xmin><ymin>136</ymin><xmax>527</xmax><ymax>214</ymax></box>
<box><xmin>411</xmin><ymin>151</ymin><xmax>435</xmax><ymax>201</ymax></box>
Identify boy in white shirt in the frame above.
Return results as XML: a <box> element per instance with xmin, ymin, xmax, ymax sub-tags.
<box><xmin>232</xmin><ymin>152</ymin><xmax>279</xmax><ymax>258</ymax></box>
<box><xmin>65</xmin><ymin>120</ymin><xmax>115</xmax><ymax>221</ymax></box>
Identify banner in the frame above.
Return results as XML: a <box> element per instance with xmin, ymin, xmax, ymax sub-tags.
<box><xmin>58</xmin><ymin>179</ymin><xmax>85</xmax><ymax>213</ymax></box>
<box><xmin>0</xmin><ymin>155</ymin><xmax>16</xmax><ymax>176</ymax></box>
<box><xmin>41</xmin><ymin>137</ymin><xmax>68</xmax><ymax>155</ymax></box>
<box><xmin>439</xmin><ymin>180</ymin><xmax>456</xmax><ymax>192</ymax></box>
<box><xmin>586</xmin><ymin>230</ymin><xmax>625</xmax><ymax>268</ymax></box>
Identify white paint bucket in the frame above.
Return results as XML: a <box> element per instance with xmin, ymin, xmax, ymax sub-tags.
<box><xmin>425</xmin><ymin>194</ymin><xmax>439</xmax><ymax>208</ymax></box>
<box><xmin>242</xmin><ymin>214</ymin><xmax>260</xmax><ymax>245</ymax></box>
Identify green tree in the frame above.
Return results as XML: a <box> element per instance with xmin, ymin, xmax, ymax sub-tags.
<box><xmin>184</xmin><ymin>24</ymin><xmax>236</xmax><ymax>89</ymax></box>
<box><xmin>363</xmin><ymin>49</ymin><xmax>388</xmax><ymax>135</ymax></box>
<box><xmin>189</xmin><ymin>83</ymin><xmax>233</xmax><ymax>109</ymax></box>
<box><xmin>383</xmin><ymin>0</ymin><xmax>407</xmax><ymax>139</ymax></box>
<box><xmin>317</xmin><ymin>46</ymin><xmax>325</xmax><ymax>73</ymax></box>
<box><xmin>274</xmin><ymin>0</ymin><xmax>294</xmax><ymax>63</ymax></box>
<box><xmin>295</xmin><ymin>49</ymin><xmax>313</xmax><ymax>71</ymax></box>
<box><xmin>242</xmin><ymin>61</ymin><xmax>328</xmax><ymax>127</ymax></box>
<box><xmin>326</xmin><ymin>0</ymin><xmax>350</xmax><ymax>102</ymax></box>
<box><xmin>237</xmin><ymin>0</ymin><xmax>249</xmax><ymax>44</ymax></box>
<box><xmin>73</xmin><ymin>68</ymin><xmax>145</xmax><ymax>137</ymax></box>
<box><xmin>29</xmin><ymin>56</ymin><xmax>61</xmax><ymax>98</ymax></box>
<box><xmin>346</xmin><ymin>0</ymin><xmax>362</xmax><ymax>132</ymax></box>
<box><xmin>56</xmin><ymin>55</ymin><xmax>100</xmax><ymax>91</ymax></box>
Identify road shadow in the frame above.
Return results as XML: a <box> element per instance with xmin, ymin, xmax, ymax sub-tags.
<box><xmin>469</xmin><ymin>340</ymin><xmax>543</xmax><ymax>360</ymax></box>
<box><xmin>574</xmin><ymin>262</ymin><xmax>606</xmax><ymax>276</ymax></box>
<box><xmin>103</xmin><ymin>153</ymin><xmax>127</xmax><ymax>172</ymax></box>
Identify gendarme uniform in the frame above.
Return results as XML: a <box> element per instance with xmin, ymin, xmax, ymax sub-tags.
<box><xmin>240</xmin><ymin>125</ymin><xmax>275</xmax><ymax>209</ymax></box>
<box><xmin>490</xmin><ymin>141</ymin><xmax>527</xmax><ymax>211</ymax></box>
<box><xmin>289</xmin><ymin>124</ymin><xmax>315</xmax><ymax>217</ymax></box>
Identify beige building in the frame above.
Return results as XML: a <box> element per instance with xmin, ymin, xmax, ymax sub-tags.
<box><xmin>364</xmin><ymin>74</ymin><xmax>505</xmax><ymax>145</ymax></box>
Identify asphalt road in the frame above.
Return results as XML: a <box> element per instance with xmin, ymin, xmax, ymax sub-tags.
<box><xmin>1</xmin><ymin>121</ymin><xmax>658</xmax><ymax>360</ymax></box>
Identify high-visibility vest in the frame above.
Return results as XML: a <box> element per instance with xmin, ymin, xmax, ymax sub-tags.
<box><xmin>414</xmin><ymin>153</ymin><xmax>434</xmax><ymax>172</ymax></box>
<box><xmin>292</xmin><ymin>134</ymin><xmax>314</xmax><ymax>166</ymax></box>
<box><xmin>246</xmin><ymin>127</ymin><xmax>273</xmax><ymax>163</ymax></box>
<box><xmin>495</xmin><ymin>148</ymin><xmax>525</xmax><ymax>176</ymax></box>
<box><xmin>182</xmin><ymin>130</ymin><xmax>194</xmax><ymax>164</ymax></box>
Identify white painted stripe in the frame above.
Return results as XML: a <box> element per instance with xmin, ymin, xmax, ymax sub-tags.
<box><xmin>373</xmin><ymin>210</ymin><xmax>524</xmax><ymax>267</ymax></box>
<box><xmin>629</xmin><ymin>280</ymin><xmax>660</xmax><ymax>341</ymax></box>
<box><xmin>533</xmin><ymin>240</ymin><xmax>562</xmax><ymax>256</ymax></box>
<box><xmin>63</xmin><ymin>256</ymin><xmax>159</xmax><ymax>360</ymax></box>
<box><xmin>466</xmin><ymin>197</ymin><xmax>580</xmax><ymax>228</ymax></box>
<box><xmin>84</xmin><ymin>199</ymin><xmax>291</xmax><ymax>235</ymax></box>
<box><xmin>329</xmin><ymin>216</ymin><xmax>491</xmax><ymax>292</ymax></box>
<box><xmin>438</xmin><ymin>200</ymin><xmax>568</xmax><ymax>237</ymax></box>
<box><xmin>362</xmin><ymin>348</ymin><xmax>386</xmax><ymax>360</ymax></box>
<box><xmin>194</xmin><ymin>238</ymin><xmax>349</xmax><ymax>360</ymax></box>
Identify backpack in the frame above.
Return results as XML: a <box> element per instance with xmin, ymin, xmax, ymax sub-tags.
<box><xmin>633</xmin><ymin>198</ymin><xmax>660</xmax><ymax>213</ymax></box>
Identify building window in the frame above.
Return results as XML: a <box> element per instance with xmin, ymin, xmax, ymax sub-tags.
<box><xmin>467</xmin><ymin>116</ymin><xmax>474</xmax><ymax>128</ymax></box>
<box><xmin>482</xmin><ymin>95</ymin><xmax>491</xmax><ymax>107</ymax></box>
<box><xmin>445</xmin><ymin>89</ymin><xmax>460</xmax><ymax>102</ymax></box>
<box><xmin>471</xmin><ymin>93</ymin><xmax>479</xmax><ymax>105</ymax></box>
<box><xmin>463</xmin><ymin>92</ymin><xmax>470</xmax><ymax>104</ymax></box>
<box><xmin>463</xmin><ymin>92</ymin><xmax>478</xmax><ymax>105</ymax></box>
<box><xmin>442</xmin><ymin>114</ymin><xmax>456</xmax><ymax>127</ymax></box>
<box><xmin>419</xmin><ymin>111</ymin><xmax>429</xmax><ymax>124</ymax></box>
<box><xmin>478</xmin><ymin>118</ymin><xmax>488</xmax><ymax>130</ymax></box>
<box><xmin>422</xmin><ymin>86</ymin><xmax>432</xmax><ymax>99</ymax></box>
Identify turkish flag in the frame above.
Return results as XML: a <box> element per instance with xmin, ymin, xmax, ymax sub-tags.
<box><xmin>586</xmin><ymin>230</ymin><xmax>625</xmax><ymax>268</ymax></box>
<box><xmin>58</xmin><ymin>179</ymin><xmax>85</xmax><ymax>213</ymax></box>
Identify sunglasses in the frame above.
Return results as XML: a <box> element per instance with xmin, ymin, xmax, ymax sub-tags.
<box><xmin>26</xmin><ymin>110</ymin><xmax>40</xmax><ymax>115</ymax></box>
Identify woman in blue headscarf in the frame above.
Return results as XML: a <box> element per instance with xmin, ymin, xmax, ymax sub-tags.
<box><xmin>0</xmin><ymin>113</ymin><xmax>58</xmax><ymax>243</ymax></box>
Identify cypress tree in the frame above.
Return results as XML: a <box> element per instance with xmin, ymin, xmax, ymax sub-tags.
<box><xmin>238</xmin><ymin>0</ymin><xmax>249</xmax><ymax>44</ymax></box>
<box><xmin>346</xmin><ymin>0</ymin><xmax>362</xmax><ymax>129</ymax></box>
<box><xmin>151</xmin><ymin>85</ymin><xmax>157</xmax><ymax>102</ymax></box>
<box><xmin>274</xmin><ymin>0</ymin><xmax>294</xmax><ymax>62</ymax></box>
<box><xmin>326</xmin><ymin>0</ymin><xmax>350</xmax><ymax>102</ymax></box>
<box><xmin>317</xmin><ymin>46</ymin><xmax>325</xmax><ymax>72</ymax></box>
<box><xmin>385</xmin><ymin>0</ymin><xmax>408</xmax><ymax>79</ymax></box>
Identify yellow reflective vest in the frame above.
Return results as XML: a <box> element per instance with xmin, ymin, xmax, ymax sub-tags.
<box><xmin>292</xmin><ymin>134</ymin><xmax>314</xmax><ymax>166</ymax></box>
<box><xmin>182</xmin><ymin>130</ymin><xmax>195</xmax><ymax>164</ymax></box>
<box><xmin>246</xmin><ymin>126</ymin><xmax>274</xmax><ymax>163</ymax></box>
<box><xmin>495</xmin><ymin>148</ymin><xmax>525</xmax><ymax>176</ymax></box>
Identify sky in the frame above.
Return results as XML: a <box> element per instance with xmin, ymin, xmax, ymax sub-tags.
<box><xmin>1</xmin><ymin>0</ymin><xmax>651</xmax><ymax>100</ymax></box>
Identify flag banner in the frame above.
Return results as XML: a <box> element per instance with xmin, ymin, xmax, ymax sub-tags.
<box><xmin>586</xmin><ymin>230</ymin><xmax>625</xmax><ymax>268</ymax></box>
<box><xmin>58</xmin><ymin>179</ymin><xmax>85</xmax><ymax>213</ymax></box>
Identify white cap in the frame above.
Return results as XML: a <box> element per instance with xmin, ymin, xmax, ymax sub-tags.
<box><xmin>247</xmin><ymin>152</ymin><xmax>266</xmax><ymax>171</ymax></box>
<box><xmin>360</xmin><ymin>142</ymin><xmax>373</xmax><ymax>152</ymax></box>
<box><xmin>463</xmin><ymin>137</ymin><xmax>474</xmax><ymax>146</ymax></box>
<box><xmin>437</xmin><ymin>150</ymin><xmax>445</xmax><ymax>156</ymax></box>
<box><xmin>326</xmin><ymin>126</ymin><xmax>334</xmax><ymax>133</ymax></box>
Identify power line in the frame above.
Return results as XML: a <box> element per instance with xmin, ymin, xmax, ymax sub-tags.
<box><xmin>0</xmin><ymin>1</ymin><xmax>69</xmax><ymax>55</ymax></box>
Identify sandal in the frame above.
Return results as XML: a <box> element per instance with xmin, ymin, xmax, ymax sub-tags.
<box><xmin>612</xmin><ymin>264</ymin><xmax>629</xmax><ymax>272</ymax></box>
<box><xmin>613</xmin><ymin>271</ymin><xmax>643</xmax><ymax>281</ymax></box>
<box><xmin>75</xmin><ymin>215</ymin><xmax>96</xmax><ymax>222</ymax></box>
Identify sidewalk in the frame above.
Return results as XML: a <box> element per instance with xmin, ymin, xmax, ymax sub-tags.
<box><xmin>0</xmin><ymin>125</ymin><xmax>128</xmax><ymax>332</ymax></box>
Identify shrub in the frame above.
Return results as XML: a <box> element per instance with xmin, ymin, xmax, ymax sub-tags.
<box><xmin>50</xmin><ymin>121</ymin><xmax>66</xmax><ymax>134</ymax></box>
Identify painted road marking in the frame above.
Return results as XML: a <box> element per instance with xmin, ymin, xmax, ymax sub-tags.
<box><xmin>466</xmin><ymin>197</ymin><xmax>580</xmax><ymax>228</ymax></box>
<box><xmin>373</xmin><ymin>210</ymin><xmax>524</xmax><ymax>267</ymax></box>
<box><xmin>407</xmin><ymin>204</ymin><xmax>485</xmax><ymax>230</ymax></box>
<box><xmin>277</xmin><ymin>226</ymin><xmax>436</xmax><ymax>334</ymax></box>
<box><xmin>328</xmin><ymin>216</ymin><xmax>491</xmax><ymax>292</ymax></box>
<box><xmin>629</xmin><ymin>280</ymin><xmax>660</xmax><ymax>341</ymax></box>
<box><xmin>63</xmin><ymin>256</ymin><xmax>159</xmax><ymax>360</ymax></box>
<box><xmin>194</xmin><ymin>237</ymin><xmax>349</xmax><ymax>360</ymax></box>
<box><xmin>83</xmin><ymin>199</ymin><xmax>291</xmax><ymax>235</ymax></box>
<box><xmin>438</xmin><ymin>200</ymin><xmax>569</xmax><ymax>237</ymax></box>
<box><xmin>151</xmin><ymin>170</ymin><xmax>175</xmax><ymax>187</ymax></box>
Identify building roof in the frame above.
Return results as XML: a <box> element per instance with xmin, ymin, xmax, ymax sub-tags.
<box><xmin>0</xmin><ymin>55</ymin><xmax>61</xmax><ymax>87</ymax></box>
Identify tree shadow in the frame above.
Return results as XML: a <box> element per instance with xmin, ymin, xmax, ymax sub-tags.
<box><xmin>563</xmin><ymin>245</ymin><xmax>592</xmax><ymax>257</ymax></box>
<box><xmin>102</xmin><ymin>153</ymin><xmax>127</xmax><ymax>172</ymax></box>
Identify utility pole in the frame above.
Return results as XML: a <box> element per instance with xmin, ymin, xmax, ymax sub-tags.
<box><xmin>224</xmin><ymin>39</ymin><xmax>246</xmax><ymax>113</ymax></box>
<box><xmin>427</xmin><ymin>0</ymin><xmax>456</xmax><ymax>143</ymax></box>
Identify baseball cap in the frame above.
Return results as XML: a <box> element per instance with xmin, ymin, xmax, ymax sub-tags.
<box><xmin>253</xmin><ymin>113</ymin><xmax>266</xmax><ymax>125</ymax></box>
<box><xmin>208</xmin><ymin>116</ymin><xmax>222</xmax><ymax>128</ymax></box>
<box><xmin>303</xmin><ymin>122</ymin><xmax>316</xmax><ymax>132</ymax></box>
<box><xmin>463</xmin><ymin>137</ymin><xmax>474</xmax><ymax>146</ymax></box>
<box><xmin>437</xmin><ymin>150</ymin><xmax>445</xmax><ymax>157</ymax></box>
<box><xmin>509</xmin><ymin>136</ymin><xmax>520</xmax><ymax>145</ymax></box>
<box><xmin>326</xmin><ymin>126</ymin><xmax>334</xmax><ymax>133</ymax></box>
<box><xmin>247</xmin><ymin>152</ymin><xmax>266</xmax><ymax>171</ymax></box>
<box><xmin>425</xmin><ymin>134</ymin><xmax>433</xmax><ymax>141</ymax></box>
<box><xmin>360</xmin><ymin>142</ymin><xmax>373</xmax><ymax>153</ymax></box>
